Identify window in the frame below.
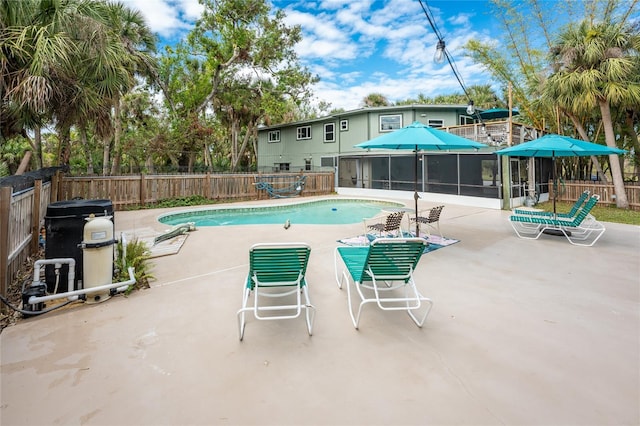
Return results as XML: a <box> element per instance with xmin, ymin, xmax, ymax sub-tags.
<box><xmin>305</xmin><ymin>159</ymin><xmax>312</xmax><ymax>171</ymax></box>
<box><xmin>321</xmin><ymin>156</ymin><xmax>336</xmax><ymax>167</ymax></box>
<box><xmin>340</xmin><ymin>119</ymin><xmax>349</xmax><ymax>131</ymax></box>
<box><xmin>268</xmin><ymin>130</ymin><xmax>280</xmax><ymax>143</ymax></box>
<box><xmin>460</xmin><ymin>116</ymin><xmax>474</xmax><ymax>125</ymax></box>
<box><xmin>428</xmin><ymin>119</ymin><xmax>444</xmax><ymax>128</ymax></box>
<box><xmin>297</xmin><ymin>126</ymin><xmax>311</xmax><ymax>140</ymax></box>
<box><xmin>324</xmin><ymin>123</ymin><xmax>335</xmax><ymax>142</ymax></box>
<box><xmin>277</xmin><ymin>163</ymin><xmax>290</xmax><ymax>171</ymax></box>
<box><xmin>379</xmin><ymin>114</ymin><xmax>402</xmax><ymax>132</ymax></box>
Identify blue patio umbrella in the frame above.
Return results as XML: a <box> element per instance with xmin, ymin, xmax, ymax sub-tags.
<box><xmin>355</xmin><ymin>121</ymin><xmax>485</xmax><ymax>236</ymax></box>
<box><xmin>496</xmin><ymin>134</ymin><xmax>626</xmax><ymax>216</ymax></box>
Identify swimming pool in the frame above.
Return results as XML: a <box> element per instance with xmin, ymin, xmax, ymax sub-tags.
<box><xmin>158</xmin><ymin>199</ymin><xmax>404</xmax><ymax>227</ymax></box>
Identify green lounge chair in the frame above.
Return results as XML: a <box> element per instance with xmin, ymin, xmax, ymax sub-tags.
<box><xmin>237</xmin><ymin>242</ymin><xmax>315</xmax><ymax>340</ymax></box>
<box><xmin>513</xmin><ymin>190</ymin><xmax>590</xmax><ymax>218</ymax></box>
<box><xmin>334</xmin><ymin>238</ymin><xmax>433</xmax><ymax>329</ymax></box>
<box><xmin>509</xmin><ymin>195</ymin><xmax>605</xmax><ymax>246</ymax></box>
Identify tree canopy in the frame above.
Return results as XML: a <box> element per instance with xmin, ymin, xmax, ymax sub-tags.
<box><xmin>1</xmin><ymin>0</ymin><xmax>638</xmax><ymax>200</ymax></box>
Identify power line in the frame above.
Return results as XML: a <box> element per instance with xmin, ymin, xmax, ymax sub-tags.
<box><xmin>417</xmin><ymin>0</ymin><xmax>485</xmax><ymax>125</ymax></box>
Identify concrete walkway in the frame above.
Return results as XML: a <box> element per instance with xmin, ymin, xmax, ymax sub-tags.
<box><xmin>2</xmin><ymin>195</ymin><xmax>639</xmax><ymax>425</ymax></box>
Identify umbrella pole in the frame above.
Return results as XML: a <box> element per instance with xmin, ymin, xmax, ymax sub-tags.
<box><xmin>553</xmin><ymin>156</ymin><xmax>557</xmax><ymax>217</ymax></box>
<box><xmin>414</xmin><ymin>150</ymin><xmax>419</xmax><ymax>237</ymax></box>
<box><xmin>543</xmin><ymin>155</ymin><xmax>569</xmax><ymax>236</ymax></box>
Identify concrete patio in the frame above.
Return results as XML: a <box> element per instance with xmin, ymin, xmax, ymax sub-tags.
<box><xmin>1</xmin><ymin>195</ymin><xmax>639</xmax><ymax>425</ymax></box>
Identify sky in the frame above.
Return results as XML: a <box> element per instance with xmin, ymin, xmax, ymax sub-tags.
<box><xmin>123</xmin><ymin>0</ymin><xmax>503</xmax><ymax>111</ymax></box>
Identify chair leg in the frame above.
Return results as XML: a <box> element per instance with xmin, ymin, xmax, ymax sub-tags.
<box><xmin>334</xmin><ymin>248</ymin><xmax>345</xmax><ymax>289</ymax></box>
<box><xmin>302</xmin><ymin>285</ymin><xmax>315</xmax><ymax>335</ymax></box>
<box><xmin>434</xmin><ymin>222</ymin><xmax>442</xmax><ymax>239</ymax></box>
<box><xmin>406</xmin><ymin>296</ymin><xmax>433</xmax><ymax>327</ymax></box>
<box><xmin>237</xmin><ymin>287</ymin><xmax>251</xmax><ymax>341</ymax></box>
<box><xmin>344</xmin><ymin>275</ymin><xmax>363</xmax><ymax>329</ymax></box>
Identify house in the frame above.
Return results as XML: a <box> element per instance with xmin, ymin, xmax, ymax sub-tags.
<box><xmin>257</xmin><ymin>104</ymin><xmax>545</xmax><ymax>209</ymax></box>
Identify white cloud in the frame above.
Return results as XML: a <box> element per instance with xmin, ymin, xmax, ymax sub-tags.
<box><xmin>121</xmin><ymin>0</ymin><xmax>193</xmax><ymax>37</ymax></box>
<box><xmin>176</xmin><ymin>0</ymin><xmax>204</xmax><ymax>20</ymax></box>
<box><xmin>125</xmin><ymin>0</ymin><xmax>502</xmax><ymax>112</ymax></box>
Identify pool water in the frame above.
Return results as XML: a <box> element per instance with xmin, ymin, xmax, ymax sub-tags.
<box><xmin>158</xmin><ymin>199</ymin><xmax>403</xmax><ymax>227</ymax></box>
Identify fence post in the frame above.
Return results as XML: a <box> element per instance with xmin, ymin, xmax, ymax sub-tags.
<box><xmin>52</xmin><ymin>170</ymin><xmax>61</xmax><ymax>202</ymax></box>
<box><xmin>0</xmin><ymin>186</ymin><xmax>11</xmax><ymax>301</ymax></box>
<box><xmin>140</xmin><ymin>173</ymin><xmax>146</xmax><ymax>207</ymax></box>
<box><xmin>30</xmin><ymin>180</ymin><xmax>42</xmax><ymax>254</ymax></box>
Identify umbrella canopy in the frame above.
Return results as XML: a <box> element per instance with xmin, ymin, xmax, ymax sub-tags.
<box><xmin>496</xmin><ymin>134</ymin><xmax>626</xmax><ymax>217</ymax></box>
<box><xmin>356</xmin><ymin>121</ymin><xmax>485</xmax><ymax>236</ymax></box>
<box><xmin>479</xmin><ymin>108</ymin><xmax>520</xmax><ymax>121</ymax></box>
<box><xmin>494</xmin><ymin>134</ymin><xmax>626</xmax><ymax>158</ymax></box>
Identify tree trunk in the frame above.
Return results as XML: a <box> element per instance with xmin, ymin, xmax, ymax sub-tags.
<box><xmin>623</xmin><ymin>109</ymin><xmax>640</xmax><ymax>181</ymax></box>
<box><xmin>110</xmin><ymin>96</ymin><xmax>122</xmax><ymax>175</ymax></box>
<box><xmin>145</xmin><ymin>155</ymin><xmax>154</xmax><ymax>173</ymax></box>
<box><xmin>598</xmin><ymin>99</ymin><xmax>629</xmax><ymax>208</ymax></box>
<box><xmin>102</xmin><ymin>137</ymin><xmax>111</xmax><ymax>176</ymax></box>
<box><xmin>79</xmin><ymin>126</ymin><xmax>94</xmax><ymax>175</ymax></box>
<box><xmin>58</xmin><ymin>126</ymin><xmax>71</xmax><ymax>166</ymax></box>
<box><xmin>34</xmin><ymin>126</ymin><xmax>43</xmax><ymax>169</ymax></box>
<box><xmin>566</xmin><ymin>110</ymin><xmax>608</xmax><ymax>183</ymax></box>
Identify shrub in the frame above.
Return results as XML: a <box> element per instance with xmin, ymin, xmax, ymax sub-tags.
<box><xmin>114</xmin><ymin>238</ymin><xmax>155</xmax><ymax>294</ymax></box>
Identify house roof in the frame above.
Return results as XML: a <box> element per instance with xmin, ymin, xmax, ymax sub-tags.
<box><xmin>259</xmin><ymin>104</ymin><xmax>473</xmax><ymax>130</ymax></box>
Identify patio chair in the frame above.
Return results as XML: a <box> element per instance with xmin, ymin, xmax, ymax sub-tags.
<box><xmin>513</xmin><ymin>190</ymin><xmax>590</xmax><ymax>218</ymax></box>
<box><xmin>410</xmin><ymin>205</ymin><xmax>444</xmax><ymax>238</ymax></box>
<box><xmin>364</xmin><ymin>211</ymin><xmax>406</xmax><ymax>238</ymax></box>
<box><xmin>334</xmin><ymin>237</ymin><xmax>433</xmax><ymax>329</ymax></box>
<box><xmin>509</xmin><ymin>194</ymin><xmax>605</xmax><ymax>246</ymax></box>
<box><xmin>237</xmin><ymin>242</ymin><xmax>315</xmax><ymax>340</ymax></box>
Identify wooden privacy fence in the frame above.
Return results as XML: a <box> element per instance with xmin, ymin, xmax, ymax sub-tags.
<box><xmin>0</xmin><ymin>172</ymin><xmax>334</xmax><ymax>301</ymax></box>
<box><xmin>554</xmin><ymin>180</ymin><xmax>640</xmax><ymax>210</ymax></box>
<box><xmin>0</xmin><ymin>181</ymin><xmax>51</xmax><ymax>301</ymax></box>
<box><xmin>58</xmin><ymin>172</ymin><xmax>335</xmax><ymax>210</ymax></box>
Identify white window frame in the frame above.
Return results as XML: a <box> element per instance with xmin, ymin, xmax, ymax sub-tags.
<box><xmin>340</xmin><ymin>119</ymin><xmax>349</xmax><ymax>131</ymax></box>
<box><xmin>297</xmin><ymin>126</ymin><xmax>311</xmax><ymax>140</ymax></box>
<box><xmin>428</xmin><ymin>119</ymin><xmax>444</xmax><ymax>128</ymax></box>
<box><xmin>460</xmin><ymin>116</ymin><xmax>474</xmax><ymax>125</ymax></box>
<box><xmin>379</xmin><ymin>114</ymin><xmax>402</xmax><ymax>132</ymax></box>
<box><xmin>324</xmin><ymin>123</ymin><xmax>335</xmax><ymax>142</ymax></box>
<box><xmin>268</xmin><ymin>130</ymin><xmax>281</xmax><ymax>143</ymax></box>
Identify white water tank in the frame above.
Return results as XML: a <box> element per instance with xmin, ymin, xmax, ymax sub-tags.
<box><xmin>82</xmin><ymin>214</ymin><xmax>115</xmax><ymax>303</ymax></box>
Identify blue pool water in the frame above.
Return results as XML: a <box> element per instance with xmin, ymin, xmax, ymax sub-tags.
<box><xmin>158</xmin><ymin>199</ymin><xmax>403</xmax><ymax>227</ymax></box>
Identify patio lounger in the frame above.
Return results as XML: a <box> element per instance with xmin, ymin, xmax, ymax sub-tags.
<box><xmin>509</xmin><ymin>195</ymin><xmax>605</xmax><ymax>246</ymax></box>
<box><xmin>334</xmin><ymin>237</ymin><xmax>433</xmax><ymax>329</ymax></box>
<box><xmin>364</xmin><ymin>211</ymin><xmax>406</xmax><ymax>238</ymax></box>
<box><xmin>237</xmin><ymin>242</ymin><xmax>315</xmax><ymax>340</ymax></box>
<box><xmin>410</xmin><ymin>205</ymin><xmax>444</xmax><ymax>237</ymax></box>
<box><xmin>513</xmin><ymin>190</ymin><xmax>590</xmax><ymax>218</ymax></box>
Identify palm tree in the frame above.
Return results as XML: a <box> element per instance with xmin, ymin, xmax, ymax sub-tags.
<box><xmin>103</xmin><ymin>1</ymin><xmax>157</xmax><ymax>175</ymax></box>
<box><xmin>544</xmin><ymin>19</ymin><xmax>640</xmax><ymax>208</ymax></box>
<box><xmin>1</xmin><ymin>0</ymin><xmax>157</xmax><ymax>174</ymax></box>
<box><xmin>1</xmin><ymin>0</ymin><xmax>107</xmax><ymax>164</ymax></box>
